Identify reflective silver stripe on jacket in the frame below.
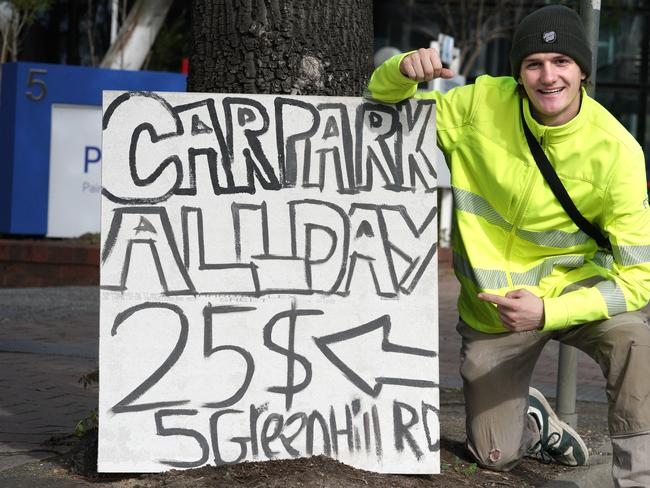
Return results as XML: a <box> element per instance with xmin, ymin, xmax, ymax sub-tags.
<box><xmin>613</xmin><ymin>244</ymin><xmax>650</xmax><ymax>267</ymax></box>
<box><xmin>517</xmin><ymin>228</ymin><xmax>590</xmax><ymax>248</ymax></box>
<box><xmin>453</xmin><ymin>187</ymin><xmax>590</xmax><ymax>248</ymax></box>
<box><xmin>593</xmin><ymin>251</ymin><xmax>614</xmax><ymax>270</ymax></box>
<box><xmin>453</xmin><ymin>252</ymin><xmax>509</xmax><ymax>289</ymax></box>
<box><xmin>596</xmin><ymin>280</ymin><xmax>627</xmax><ymax>316</ymax></box>
<box><xmin>511</xmin><ymin>255</ymin><xmax>584</xmax><ymax>286</ymax></box>
<box><xmin>453</xmin><ymin>252</ymin><xmax>583</xmax><ymax>289</ymax></box>
<box><xmin>452</xmin><ymin>187</ymin><xmax>510</xmax><ymax>231</ymax></box>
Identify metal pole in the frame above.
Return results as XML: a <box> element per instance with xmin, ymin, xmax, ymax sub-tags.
<box><xmin>555</xmin><ymin>0</ymin><xmax>601</xmax><ymax>428</ymax></box>
<box><xmin>581</xmin><ymin>0</ymin><xmax>601</xmax><ymax>95</ymax></box>
<box><xmin>556</xmin><ymin>346</ymin><xmax>578</xmax><ymax>426</ymax></box>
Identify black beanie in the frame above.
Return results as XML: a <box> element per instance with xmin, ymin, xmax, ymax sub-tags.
<box><xmin>509</xmin><ymin>5</ymin><xmax>592</xmax><ymax>79</ymax></box>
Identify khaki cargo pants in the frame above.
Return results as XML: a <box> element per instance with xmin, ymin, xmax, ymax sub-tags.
<box><xmin>458</xmin><ymin>308</ymin><xmax>650</xmax><ymax>487</ymax></box>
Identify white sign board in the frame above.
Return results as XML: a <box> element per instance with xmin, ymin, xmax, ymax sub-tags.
<box><xmin>99</xmin><ymin>91</ymin><xmax>440</xmax><ymax>474</ymax></box>
<box><xmin>47</xmin><ymin>103</ymin><xmax>102</xmax><ymax>237</ymax></box>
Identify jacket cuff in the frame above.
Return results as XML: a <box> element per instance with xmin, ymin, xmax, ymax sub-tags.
<box><xmin>542</xmin><ymin>296</ymin><xmax>569</xmax><ymax>331</ymax></box>
<box><xmin>542</xmin><ymin>287</ymin><xmax>610</xmax><ymax>331</ymax></box>
<box><xmin>384</xmin><ymin>52</ymin><xmax>420</xmax><ymax>87</ymax></box>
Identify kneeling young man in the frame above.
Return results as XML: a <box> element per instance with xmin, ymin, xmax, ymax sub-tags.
<box><xmin>368</xmin><ymin>5</ymin><xmax>650</xmax><ymax>486</ymax></box>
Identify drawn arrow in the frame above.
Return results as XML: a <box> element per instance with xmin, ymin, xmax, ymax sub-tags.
<box><xmin>313</xmin><ymin>315</ymin><xmax>437</xmax><ymax>397</ymax></box>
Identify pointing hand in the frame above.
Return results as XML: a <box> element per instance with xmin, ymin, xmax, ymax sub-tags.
<box><xmin>478</xmin><ymin>289</ymin><xmax>545</xmax><ymax>332</ymax></box>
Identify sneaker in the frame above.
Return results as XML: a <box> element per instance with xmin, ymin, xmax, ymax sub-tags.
<box><xmin>527</xmin><ymin>387</ymin><xmax>589</xmax><ymax>466</ymax></box>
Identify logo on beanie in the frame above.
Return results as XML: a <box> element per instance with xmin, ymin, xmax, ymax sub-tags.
<box><xmin>542</xmin><ymin>31</ymin><xmax>557</xmax><ymax>43</ymax></box>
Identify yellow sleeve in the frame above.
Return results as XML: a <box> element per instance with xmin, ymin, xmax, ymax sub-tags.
<box><xmin>543</xmin><ymin>144</ymin><xmax>650</xmax><ymax>330</ymax></box>
<box><xmin>366</xmin><ymin>52</ymin><xmax>419</xmax><ymax>103</ymax></box>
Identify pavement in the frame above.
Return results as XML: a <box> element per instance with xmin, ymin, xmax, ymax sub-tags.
<box><xmin>0</xmin><ymin>287</ymin><xmax>99</xmax><ymax>474</ymax></box>
<box><xmin>0</xmin><ymin>262</ymin><xmax>638</xmax><ymax>487</ymax></box>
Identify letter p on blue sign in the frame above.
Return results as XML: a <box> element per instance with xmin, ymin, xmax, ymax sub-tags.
<box><xmin>84</xmin><ymin>146</ymin><xmax>101</xmax><ymax>173</ymax></box>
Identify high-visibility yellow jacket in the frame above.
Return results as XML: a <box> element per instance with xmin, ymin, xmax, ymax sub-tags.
<box><xmin>368</xmin><ymin>54</ymin><xmax>650</xmax><ymax>333</ymax></box>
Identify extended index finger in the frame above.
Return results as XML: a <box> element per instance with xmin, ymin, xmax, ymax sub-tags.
<box><xmin>477</xmin><ymin>293</ymin><xmax>512</xmax><ymax>307</ymax></box>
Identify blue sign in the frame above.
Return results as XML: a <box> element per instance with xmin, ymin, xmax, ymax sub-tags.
<box><xmin>0</xmin><ymin>62</ymin><xmax>186</xmax><ymax>235</ymax></box>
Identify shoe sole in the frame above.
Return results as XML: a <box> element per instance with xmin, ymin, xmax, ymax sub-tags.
<box><xmin>529</xmin><ymin>387</ymin><xmax>589</xmax><ymax>466</ymax></box>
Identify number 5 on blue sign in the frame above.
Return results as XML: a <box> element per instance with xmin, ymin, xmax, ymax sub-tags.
<box><xmin>25</xmin><ymin>68</ymin><xmax>48</xmax><ymax>101</ymax></box>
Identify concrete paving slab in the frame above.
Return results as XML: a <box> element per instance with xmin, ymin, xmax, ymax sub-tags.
<box><xmin>543</xmin><ymin>461</ymin><xmax>613</xmax><ymax>488</ymax></box>
<box><xmin>0</xmin><ymin>460</ymin><xmax>90</xmax><ymax>487</ymax></box>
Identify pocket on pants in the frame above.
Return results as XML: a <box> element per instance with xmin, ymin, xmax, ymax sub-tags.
<box><xmin>611</xmin><ymin>344</ymin><xmax>650</xmax><ymax>436</ymax></box>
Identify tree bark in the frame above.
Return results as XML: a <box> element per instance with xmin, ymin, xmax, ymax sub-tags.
<box><xmin>188</xmin><ymin>0</ymin><xmax>373</xmax><ymax>96</ymax></box>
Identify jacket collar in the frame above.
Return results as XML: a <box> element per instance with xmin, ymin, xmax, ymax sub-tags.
<box><xmin>522</xmin><ymin>87</ymin><xmax>589</xmax><ymax>144</ymax></box>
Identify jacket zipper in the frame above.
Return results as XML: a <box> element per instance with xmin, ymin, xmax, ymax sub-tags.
<box><xmin>503</xmin><ymin>162</ymin><xmax>539</xmax><ymax>287</ymax></box>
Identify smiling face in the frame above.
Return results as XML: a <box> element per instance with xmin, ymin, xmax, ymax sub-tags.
<box><xmin>519</xmin><ymin>52</ymin><xmax>586</xmax><ymax>126</ymax></box>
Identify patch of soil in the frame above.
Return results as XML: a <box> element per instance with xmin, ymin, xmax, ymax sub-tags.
<box><xmin>58</xmin><ymin>443</ymin><xmax>573</xmax><ymax>488</ymax></box>
<box><xmin>118</xmin><ymin>452</ymin><xmax>565</xmax><ymax>488</ymax></box>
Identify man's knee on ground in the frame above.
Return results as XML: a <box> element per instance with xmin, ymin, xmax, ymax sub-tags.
<box><xmin>469</xmin><ymin>442</ymin><xmax>521</xmax><ymax>471</ymax></box>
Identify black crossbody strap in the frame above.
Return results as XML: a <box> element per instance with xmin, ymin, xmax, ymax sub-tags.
<box><xmin>520</xmin><ymin>102</ymin><xmax>610</xmax><ymax>249</ymax></box>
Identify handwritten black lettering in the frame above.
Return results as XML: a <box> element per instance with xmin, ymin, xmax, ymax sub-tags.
<box><xmin>102</xmin><ymin>93</ymin><xmax>437</xmax><ymax>198</ymax></box>
<box><xmin>209</xmin><ymin>409</ymin><xmax>247</xmax><ymax>466</ymax></box>
<box><xmin>355</xmin><ymin>102</ymin><xmax>404</xmax><ymax>191</ymax></box>
<box><xmin>102</xmin><ymin>207</ymin><xmax>194</xmax><ymax>295</ymax></box>
<box><xmin>329</xmin><ymin>404</ymin><xmax>353</xmax><ymax>456</ymax></box>
<box><xmin>398</xmin><ymin>99</ymin><xmax>437</xmax><ymax>191</ymax></box>
<box><xmin>393</xmin><ymin>401</ymin><xmax>423</xmax><ymax>460</ymax></box>
<box><xmin>422</xmin><ymin>402</ymin><xmax>441</xmax><ymax>452</ymax></box>
<box><xmin>202</xmin><ymin>305</ymin><xmax>256</xmax><ymax>408</ymax></box>
<box><xmin>100</xmin><ymin>92</ymin><xmax>440</xmax><ymax>473</ymax></box>
<box><xmin>263</xmin><ymin>301</ymin><xmax>324</xmax><ymax>410</ymax></box>
<box><xmin>111</xmin><ymin>303</ymin><xmax>190</xmax><ymax>413</ymax></box>
<box><xmin>155</xmin><ymin>409</ymin><xmax>209</xmax><ymax>468</ymax></box>
<box><xmin>102</xmin><ymin>92</ymin><xmax>183</xmax><ymax>204</ymax></box>
<box><xmin>223</xmin><ymin>97</ymin><xmax>281</xmax><ymax>193</ymax></box>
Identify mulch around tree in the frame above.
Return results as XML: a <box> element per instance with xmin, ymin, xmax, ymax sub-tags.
<box><xmin>5</xmin><ymin>389</ymin><xmax>607</xmax><ymax>488</ymax></box>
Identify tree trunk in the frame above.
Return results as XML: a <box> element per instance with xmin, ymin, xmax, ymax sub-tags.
<box><xmin>188</xmin><ymin>0</ymin><xmax>373</xmax><ymax>96</ymax></box>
